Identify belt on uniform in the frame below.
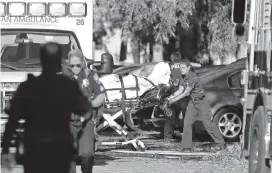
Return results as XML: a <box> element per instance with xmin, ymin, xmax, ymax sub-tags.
<box><xmin>191</xmin><ymin>95</ymin><xmax>205</xmax><ymax>102</ymax></box>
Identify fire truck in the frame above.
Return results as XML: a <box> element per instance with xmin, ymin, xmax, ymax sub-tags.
<box><xmin>232</xmin><ymin>0</ymin><xmax>272</xmax><ymax>172</ymax></box>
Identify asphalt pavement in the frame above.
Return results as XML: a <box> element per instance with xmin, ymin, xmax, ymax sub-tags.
<box><xmin>2</xmin><ymin>153</ymin><xmax>248</xmax><ymax>173</ymax></box>
<box><xmin>1</xmin><ymin>156</ymin><xmax>193</xmax><ymax>173</ymax></box>
<box><xmin>1</xmin><ymin>132</ymin><xmax>248</xmax><ymax>173</ymax></box>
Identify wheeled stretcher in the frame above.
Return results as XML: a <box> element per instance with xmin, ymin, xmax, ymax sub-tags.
<box><xmin>95</xmin><ymin>74</ymin><xmax>149</xmax><ymax>151</ymax></box>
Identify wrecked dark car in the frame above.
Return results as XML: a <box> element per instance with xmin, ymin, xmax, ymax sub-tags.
<box><xmin>125</xmin><ymin>59</ymin><xmax>245</xmax><ymax>142</ymax></box>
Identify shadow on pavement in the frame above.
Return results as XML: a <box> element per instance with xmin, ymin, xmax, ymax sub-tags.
<box><xmin>94</xmin><ymin>154</ymin><xmax>121</xmax><ymax>166</ymax></box>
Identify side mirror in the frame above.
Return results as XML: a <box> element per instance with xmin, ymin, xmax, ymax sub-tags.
<box><xmin>231</xmin><ymin>0</ymin><xmax>247</xmax><ymax>25</ymax></box>
<box><xmin>100</xmin><ymin>53</ymin><xmax>114</xmax><ymax>74</ymax></box>
<box><xmin>233</xmin><ymin>24</ymin><xmax>245</xmax><ymax>36</ymax></box>
<box><xmin>231</xmin><ymin>0</ymin><xmax>247</xmax><ymax>37</ymax></box>
<box><xmin>87</xmin><ymin>53</ymin><xmax>114</xmax><ymax>74</ymax></box>
<box><xmin>241</xmin><ymin>70</ymin><xmax>248</xmax><ymax>86</ymax></box>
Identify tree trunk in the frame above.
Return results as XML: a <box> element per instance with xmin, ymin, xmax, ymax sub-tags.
<box><xmin>119</xmin><ymin>41</ymin><xmax>127</xmax><ymax>61</ymax></box>
<box><xmin>101</xmin><ymin>28</ymin><xmax>122</xmax><ymax>63</ymax></box>
<box><xmin>126</xmin><ymin>34</ymin><xmax>140</xmax><ymax>63</ymax></box>
<box><xmin>149</xmin><ymin>40</ymin><xmax>154</xmax><ymax>62</ymax></box>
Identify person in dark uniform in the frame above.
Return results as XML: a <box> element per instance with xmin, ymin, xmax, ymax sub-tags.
<box><xmin>1</xmin><ymin>42</ymin><xmax>91</xmax><ymax>173</ymax></box>
<box><xmin>166</xmin><ymin>59</ymin><xmax>225</xmax><ymax>152</ymax></box>
<box><xmin>64</xmin><ymin>50</ymin><xmax>105</xmax><ymax>173</ymax></box>
<box><xmin>163</xmin><ymin>52</ymin><xmax>184</xmax><ymax>140</ymax></box>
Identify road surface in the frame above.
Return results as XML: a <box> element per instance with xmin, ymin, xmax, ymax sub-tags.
<box><xmin>2</xmin><ymin>151</ymin><xmax>247</xmax><ymax>173</ymax></box>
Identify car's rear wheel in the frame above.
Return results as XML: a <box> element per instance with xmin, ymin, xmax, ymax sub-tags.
<box><xmin>248</xmin><ymin>106</ymin><xmax>269</xmax><ymax>173</ymax></box>
<box><xmin>213</xmin><ymin>107</ymin><xmax>242</xmax><ymax>142</ymax></box>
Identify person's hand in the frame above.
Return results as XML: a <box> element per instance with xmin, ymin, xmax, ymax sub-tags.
<box><xmin>1</xmin><ymin>153</ymin><xmax>16</xmax><ymax>171</ymax></box>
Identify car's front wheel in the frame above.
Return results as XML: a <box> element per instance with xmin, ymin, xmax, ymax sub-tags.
<box><xmin>213</xmin><ymin>107</ymin><xmax>242</xmax><ymax>142</ymax></box>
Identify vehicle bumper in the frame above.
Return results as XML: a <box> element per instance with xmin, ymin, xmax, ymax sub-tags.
<box><xmin>1</xmin><ymin>113</ymin><xmax>24</xmax><ymax>148</ymax></box>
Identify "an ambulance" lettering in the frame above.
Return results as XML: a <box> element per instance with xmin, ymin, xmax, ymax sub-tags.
<box><xmin>1</xmin><ymin>16</ymin><xmax>59</xmax><ymax>24</ymax></box>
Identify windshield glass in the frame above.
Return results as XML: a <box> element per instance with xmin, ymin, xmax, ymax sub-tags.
<box><xmin>1</xmin><ymin>30</ymin><xmax>80</xmax><ymax>72</ymax></box>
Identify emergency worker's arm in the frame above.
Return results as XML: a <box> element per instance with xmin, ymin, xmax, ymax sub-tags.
<box><xmin>171</xmin><ymin>85</ymin><xmax>185</xmax><ymax>97</ymax></box>
<box><xmin>2</xmin><ymin>84</ymin><xmax>27</xmax><ymax>154</ymax></box>
<box><xmin>168</xmin><ymin>76</ymin><xmax>196</xmax><ymax>104</ymax></box>
<box><xmin>168</xmin><ymin>87</ymin><xmax>192</xmax><ymax>104</ymax></box>
<box><xmin>89</xmin><ymin>73</ymin><xmax>105</xmax><ymax>108</ymax></box>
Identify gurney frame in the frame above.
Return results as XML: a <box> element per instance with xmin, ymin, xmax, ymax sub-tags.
<box><xmin>96</xmin><ymin>75</ymin><xmax>146</xmax><ymax>151</ymax></box>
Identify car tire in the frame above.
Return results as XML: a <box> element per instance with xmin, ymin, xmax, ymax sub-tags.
<box><xmin>213</xmin><ymin>107</ymin><xmax>242</xmax><ymax>142</ymax></box>
<box><xmin>248</xmin><ymin>106</ymin><xmax>269</xmax><ymax>173</ymax></box>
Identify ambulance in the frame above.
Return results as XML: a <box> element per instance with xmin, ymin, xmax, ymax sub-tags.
<box><xmin>0</xmin><ymin>0</ymin><xmax>93</xmax><ymax>149</ymax></box>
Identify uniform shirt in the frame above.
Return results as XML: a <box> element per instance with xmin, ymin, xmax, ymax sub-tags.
<box><xmin>179</xmin><ymin>71</ymin><xmax>205</xmax><ymax>99</ymax></box>
<box><xmin>169</xmin><ymin>60</ymin><xmax>182</xmax><ymax>81</ymax></box>
<box><xmin>2</xmin><ymin>73</ymin><xmax>90</xmax><ymax>153</ymax></box>
<box><xmin>74</xmin><ymin>70</ymin><xmax>103</xmax><ymax>100</ymax></box>
<box><xmin>64</xmin><ymin>69</ymin><xmax>104</xmax><ymax>124</ymax></box>
<box><xmin>63</xmin><ymin>68</ymin><xmax>103</xmax><ymax>101</ymax></box>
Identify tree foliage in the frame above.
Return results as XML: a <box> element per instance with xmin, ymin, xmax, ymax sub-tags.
<box><xmin>207</xmin><ymin>1</ymin><xmax>248</xmax><ymax>63</ymax></box>
<box><xmin>94</xmin><ymin>0</ymin><xmax>248</xmax><ymax>64</ymax></box>
<box><xmin>94</xmin><ymin>0</ymin><xmax>194</xmax><ymax>43</ymax></box>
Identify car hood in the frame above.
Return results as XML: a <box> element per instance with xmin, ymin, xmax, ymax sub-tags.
<box><xmin>1</xmin><ymin>72</ymin><xmax>41</xmax><ymax>83</ymax></box>
<box><xmin>195</xmin><ymin>65</ymin><xmax>225</xmax><ymax>76</ymax></box>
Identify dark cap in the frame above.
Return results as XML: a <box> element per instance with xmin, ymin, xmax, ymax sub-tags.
<box><xmin>40</xmin><ymin>42</ymin><xmax>62</xmax><ymax>71</ymax></box>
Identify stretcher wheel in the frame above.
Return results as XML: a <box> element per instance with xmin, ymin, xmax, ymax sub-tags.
<box><xmin>128</xmin><ymin>141</ymin><xmax>145</xmax><ymax>151</ymax></box>
<box><xmin>136</xmin><ymin>140</ymin><xmax>146</xmax><ymax>152</ymax></box>
<box><xmin>126</xmin><ymin>140</ymin><xmax>145</xmax><ymax>152</ymax></box>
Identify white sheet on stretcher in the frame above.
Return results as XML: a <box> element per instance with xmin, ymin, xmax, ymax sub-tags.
<box><xmin>99</xmin><ymin>62</ymin><xmax>171</xmax><ymax>102</ymax></box>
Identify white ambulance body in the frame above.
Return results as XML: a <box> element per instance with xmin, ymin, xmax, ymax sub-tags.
<box><xmin>0</xmin><ymin>0</ymin><xmax>93</xmax><ymax>133</ymax></box>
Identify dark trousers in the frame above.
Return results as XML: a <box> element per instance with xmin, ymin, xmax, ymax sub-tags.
<box><xmin>181</xmin><ymin>99</ymin><xmax>225</xmax><ymax>149</ymax></box>
<box><xmin>70</xmin><ymin>120</ymin><xmax>95</xmax><ymax>173</ymax></box>
<box><xmin>24</xmin><ymin>142</ymin><xmax>73</xmax><ymax>173</ymax></box>
<box><xmin>164</xmin><ymin>97</ymin><xmax>190</xmax><ymax>138</ymax></box>
<box><xmin>164</xmin><ymin>108</ymin><xmax>179</xmax><ymax>138</ymax></box>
